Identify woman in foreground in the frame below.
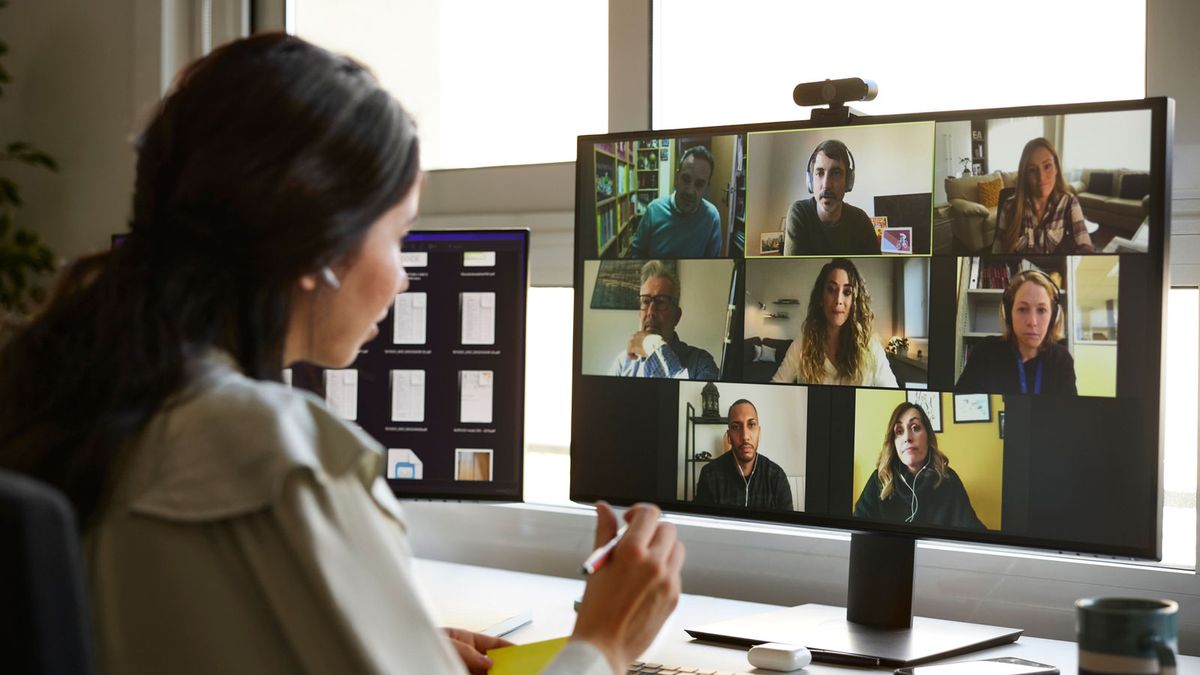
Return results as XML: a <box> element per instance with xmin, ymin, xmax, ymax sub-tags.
<box><xmin>0</xmin><ymin>34</ymin><xmax>682</xmax><ymax>675</ymax></box>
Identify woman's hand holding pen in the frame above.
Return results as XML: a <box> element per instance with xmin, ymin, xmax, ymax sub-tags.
<box><xmin>571</xmin><ymin>501</ymin><xmax>685</xmax><ymax>674</ymax></box>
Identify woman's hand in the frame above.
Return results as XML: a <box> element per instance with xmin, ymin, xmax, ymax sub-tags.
<box><xmin>570</xmin><ymin>501</ymin><xmax>685</xmax><ymax>673</ymax></box>
<box><xmin>443</xmin><ymin>627</ymin><xmax>512</xmax><ymax>675</ymax></box>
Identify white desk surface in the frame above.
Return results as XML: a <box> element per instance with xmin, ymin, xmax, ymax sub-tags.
<box><xmin>416</xmin><ymin>558</ymin><xmax>1200</xmax><ymax>674</ymax></box>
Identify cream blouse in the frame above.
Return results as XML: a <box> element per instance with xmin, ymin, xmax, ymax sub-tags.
<box><xmin>85</xmin><ymin>352</ymin><xmax>609</xmax><ymax>675</ymax></box>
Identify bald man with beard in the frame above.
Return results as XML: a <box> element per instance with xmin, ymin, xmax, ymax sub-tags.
<box><xmin>695</xmin><ymin>399</ymin><xmax>793</xmax><ymax>511</ymax></box>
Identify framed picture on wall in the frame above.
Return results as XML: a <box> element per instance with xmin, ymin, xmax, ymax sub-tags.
<box><xmin>953</xmin><ymin>394</ymin><xmax>991</xmax><ymax>423</ymax></box>
<box><xmin>589</xmin><ymin>260</ymin><xmax>678</xmax><ymax>310</ymax></box>
<box><xmin>906</xmin><ymin>391</ymin><xmax>942</xmax><ymax>432</ymax></box>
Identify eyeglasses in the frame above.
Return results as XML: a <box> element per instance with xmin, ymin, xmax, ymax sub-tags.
<box><xmin>639</xmin><ymin>294</ymin><xmax>678</xmax><ymax>310</ymax></box>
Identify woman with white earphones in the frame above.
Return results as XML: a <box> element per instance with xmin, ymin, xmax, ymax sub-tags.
<box><xmin>853</xmin><ymin>402</ymin><xmax>984</xmax><ymax>529</ymax></box>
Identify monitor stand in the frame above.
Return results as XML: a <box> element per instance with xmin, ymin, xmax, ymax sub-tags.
<box><xmin>684</xmin><ymin>533</ymin><xmax>1022</xmax><ymax>668</ymax></box>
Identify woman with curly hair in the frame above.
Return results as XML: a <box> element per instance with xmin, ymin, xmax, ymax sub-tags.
<box><xmin>853</xmin><ymin>402</ymin><xmax>984</xmax><ymax>529</ymax></box>
<box><xmin>992</xmin><ymin>137</ymin><xmax>1094</xmax><ymax>254</ymax></box>
<box><xmin>771</xmin><ymin>258</ymin><xmax>898</xmax><ymax>386</ymax></box>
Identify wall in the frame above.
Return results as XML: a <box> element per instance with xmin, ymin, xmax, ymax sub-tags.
<box><xmin>744</xmin><ymin>122</ymin><xmax>935</xmax><ymax>250</ymax></box>
<box><xmin>852</xmin><ymin>391</ymin><xmax>1005</xmax><ymax>531</ymax></box>
<box><xmin>1074</xmin><ymin>343</ymin><xmax>1118</xmax><ymax>398</ymax></box>
<box><xmin>1148</xmin><ymin>0</ymin><xmax>1200</xmax><ymax>286</ymax></box>
<box><xmin>580</xmin><ymin>259</ymin><xmax>734</xmax><ymax>375</ymax></box>
<box><xmin>933</xmin><ymin>120</ymin><xmax>971</xmax><ymax>204</ymax></box>
<box><xmin>0</xmin><ymin>0</ymin><xmax>139</xmax><ymax>263</ymax></box>
<box><xmin>1063</xmin><ymin>109</ymin><xmax>1152</xmax><ymax>174</ymax></box>
<box><xmin>675</xmin><ymin>381</ymin><xmax>807</xmax><ymax>510</ymax></box>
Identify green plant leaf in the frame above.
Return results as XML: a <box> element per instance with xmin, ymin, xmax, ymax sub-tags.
<box><xmin>0</xmin><ymin>178</ymin><xmax>20</xmax><ymax>207</ymax></box>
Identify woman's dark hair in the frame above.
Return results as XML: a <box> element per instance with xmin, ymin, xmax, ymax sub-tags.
<box><xmin>0</xmin><ymin>33</ymin><xmax>420</xmax><ymax>525</ymax></box>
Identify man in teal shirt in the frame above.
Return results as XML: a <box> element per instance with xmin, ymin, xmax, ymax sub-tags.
<box><xmin>627</xmin><ymin>146</ymin><xmax>723</xmax><ymax>258</ymax></box>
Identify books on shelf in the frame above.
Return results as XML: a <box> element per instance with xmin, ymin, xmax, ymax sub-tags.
<box><xmin>968</xmin><ymin>259</ymin><xmax>1012</xmax><ymax>290</ymax></box>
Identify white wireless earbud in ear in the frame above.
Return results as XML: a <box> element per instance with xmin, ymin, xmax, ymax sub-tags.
<box><xmin>320</xmin><ymin>266</ymin><xmax>341</xmax><ymax>289</ymax></box>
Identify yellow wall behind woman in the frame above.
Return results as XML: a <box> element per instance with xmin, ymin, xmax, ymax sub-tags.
<box><xmin>1074</xmin><ymin>343</ymin><xmax>1117</xmax><ymax>397</ymax></box>
<box><xmin>852</xmin><ymin>392</ymin><xmax>1005</xmax><ymax>530</ymax></box>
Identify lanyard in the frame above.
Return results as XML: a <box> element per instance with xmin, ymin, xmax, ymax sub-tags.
<box><xmin>1013</xmin><ymin>345</ymin><xmax>1043</xmax><ymax>394</ymax></box>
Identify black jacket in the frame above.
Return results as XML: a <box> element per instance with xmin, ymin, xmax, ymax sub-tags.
<box><xmin>853</xmin><ymin>463</ymin><xmax>985</xmax><ymax>530</ymax></box>
<box><xmin>956</xmin><ymin>336</ymin><xmax>1077</xmax><ymax>395</ymax></box>
<box><xmin>695</xmin><ymin>451</ymin><xmax>793</xmax><ymax>512</ymax></box>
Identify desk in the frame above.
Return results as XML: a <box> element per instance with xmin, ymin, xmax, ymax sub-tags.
<box><xmin>416</xmin><ymin>558</ymin><xmax>1200</xmax><ymax>674</ymax></box>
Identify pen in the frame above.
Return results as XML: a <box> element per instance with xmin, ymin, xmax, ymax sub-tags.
<box><xmin>580</xmin><ymin>523</ymin><xmax>628</xmax><ymax>575</ymax></box>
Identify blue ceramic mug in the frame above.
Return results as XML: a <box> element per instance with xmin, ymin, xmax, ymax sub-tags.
<box><xmin>1076</xmin><ymin>597</ymin><xmax>1178</xmax><ymax>674</ymax></box>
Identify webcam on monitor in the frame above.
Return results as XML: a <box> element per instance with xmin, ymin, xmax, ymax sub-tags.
<box><xmin>793</xmin><ymin>77</ymin><xmax>878</xmax><ymax>108</ymax></box>
<box><xmin>794</xmin><ymin>77</ymin><xmax>878</xmax><ymax>124</ymax></box>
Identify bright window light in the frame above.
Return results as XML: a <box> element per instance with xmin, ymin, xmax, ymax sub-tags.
<box><xmin>294</xmin><ymin>0</ymin><xmax>608</xmax><ymax>170</ymax></box>
<box><xmin>652</xmin><ymin>0</ymin><xmax>1145</xmax><ymax>129</ymax></box>
<box><xmin>524</xmin><ymin>287</ymin><xmax>573</xmax><ymax>505</ymax></box>
<box><xmin>1163</xmin><ymin>287</ymin><xmax>1198</xmax><ymax>568</ymax></box>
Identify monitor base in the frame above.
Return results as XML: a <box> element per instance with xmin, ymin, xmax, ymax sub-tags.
<box><xmin>685</xmin><ymin>603</ymin><xmax>1022</xmax><ymax>668</ymax></box>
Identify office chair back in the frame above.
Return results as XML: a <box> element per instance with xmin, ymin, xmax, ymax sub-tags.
<box><xmin>0</xmin><ymin>469</ymin><xmax>97</xmax><ymax>675</ymax></box>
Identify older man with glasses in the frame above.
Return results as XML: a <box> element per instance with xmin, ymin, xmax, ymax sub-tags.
<box><xmin>608</xmin><ymin>260</ymin><xmax>719</xmax><ymax>380</ymax></box>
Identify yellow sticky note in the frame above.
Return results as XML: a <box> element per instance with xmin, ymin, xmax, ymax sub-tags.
<box><xmin>487</xmin><ymin>636</ymin><xmax>570</xmax><ymax>675</ymax></box>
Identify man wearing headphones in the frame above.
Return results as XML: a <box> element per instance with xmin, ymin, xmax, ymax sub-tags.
<box><xmin>784</xmin><ymin>139</ymin><xmax>879</xmax><ymax>256</ymax></box>
<box><xmin>955</xmin><ymin>268</ymin><xmax>1078</xmax><ymax>395</ymax></box>
<box><xmin>627</xmin><ymin>146</ymin><xmax>723</xmax><ymax>258</ymax></box>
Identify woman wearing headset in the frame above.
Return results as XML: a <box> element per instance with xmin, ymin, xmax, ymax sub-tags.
<box><xmin>956</xmin><ymin>269</ymin><xmax>1078</xmax><ymax>395</ymax></box>
<box><xmin>771</xmin><ymin>258</ymin><xmax>898</xmax><ymax>387</ymax></box>
<box><xmin>853</xmin><ymin>402</ymin><xmax>984</xmax><ymax>529</ymax></box>
<box><xmin>992</xmin><ymin>137</ymin><xmax>1095</xmax><ymax>254</ymax></box>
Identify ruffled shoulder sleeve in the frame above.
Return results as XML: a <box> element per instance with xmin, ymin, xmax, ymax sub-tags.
<box><xmin>122</xmin><ymin>355</ymin><xmax>397</xmax><ymax>524</ymax></box>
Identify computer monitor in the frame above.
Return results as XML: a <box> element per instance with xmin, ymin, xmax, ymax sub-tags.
<box><xmin>291</xmin><ymin>228</ymin><xmax>529</xmax><ymax>501</ymax></box>
<box><xmin>571</xmin><ymin>98</ymin><xmax>1173</xmax><ymax>665</ymax></box>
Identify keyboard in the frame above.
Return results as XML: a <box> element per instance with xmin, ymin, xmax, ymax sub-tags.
<box><xmin>627</xmin><ymin>661</ymin><xmax>747</xmax><ymax>674</ymax></box>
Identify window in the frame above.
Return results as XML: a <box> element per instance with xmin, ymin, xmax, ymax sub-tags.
<box><xmin>294</xmin><ymin>0</ymin><xmax>608</xmax><ymax>170</ymax></box>
<box><xmin>652</xmin><ymin>0</ymin><xmax>1145</xmax><ymax>130</ymax></box>
<box><xmin>523</xmin><ymin>287</ymin><xmax>573</xmax><ymax>505</ymax></box>
<box><xmin>1163</xmin><ymin>288</ymin><xmax>1198</xmax><ymax>568</ymax></box>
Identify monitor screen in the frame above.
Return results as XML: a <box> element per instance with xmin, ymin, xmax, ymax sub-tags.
<box><xmin>291</xmin><ymin>228</ymin><xmax>529</xmax><ymax>501</ymax></box>
<box><xmin>571</xmin><ymin>98</ymin><xmax>1171</xmax><ymax>561</ymax></box>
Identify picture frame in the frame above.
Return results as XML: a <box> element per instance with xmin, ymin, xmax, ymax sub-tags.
<box><xmin>760</xmin><ymin>231</ymin><xmax>784</xmax><ymax>255</ymax></box>
<box><xmin>998</xmin><ymin>411</ymin><xmax>1006</xmax><ymax>439</ymax></box>
<box><xmin>589</xmin><ymin>260</ymin><xmax>678</xmax><ymax>310</ymax></box>
<box><xmin>881</xmin><ymin>227</ymin><xmax>913</xmax><ymax>254</ymax></box>
<box><xmin>906</xmin><ymin>391</ymin><xmax>942</xmax><ymax>432</ymax></box>
<box><xmin>953</xmin><ymin>394</ymin><xmax>991</xmax><ymax>423</ymax></box>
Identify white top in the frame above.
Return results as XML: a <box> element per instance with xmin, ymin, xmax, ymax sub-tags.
<box><xmin>770</xmin><ymin>335</ymin><xmax>898</xmax><ymax>387</ymax></box>
<box><xmin>85</xmin><ymin>351</ymin><xmax>610</xmax><ymax>675</ymax></box>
